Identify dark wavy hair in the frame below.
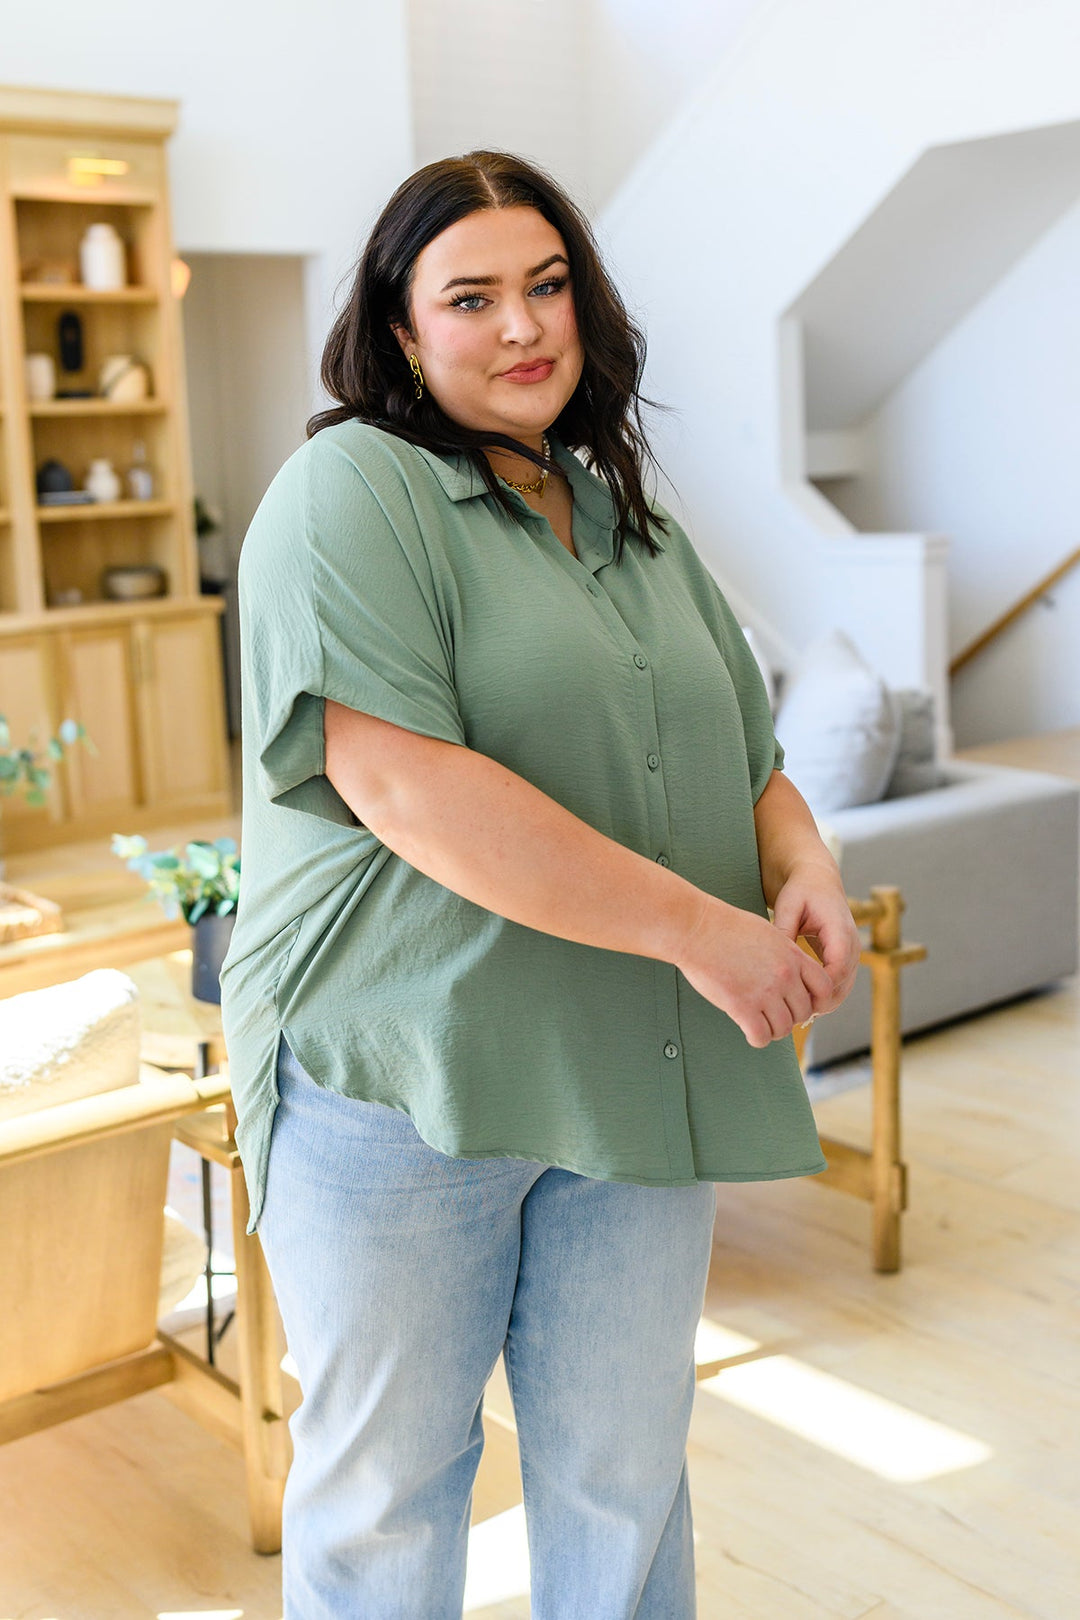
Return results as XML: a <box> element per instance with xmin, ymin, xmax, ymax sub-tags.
<box><xmin>308</xmin><ymin>150</ymin><xmax>669</xmax><ymax>559</ymax></box>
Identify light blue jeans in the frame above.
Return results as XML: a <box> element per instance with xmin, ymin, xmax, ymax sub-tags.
<box><xmin>259</xmin><ymin>1037</ymin><xmax>717</xmax><ymax>1619</ymax></box>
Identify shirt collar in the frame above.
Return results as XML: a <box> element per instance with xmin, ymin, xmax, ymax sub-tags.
<box><xmin>412</xmin><ymin>434</ymin><xmax>662</xmax><ymax>561</ymax></box>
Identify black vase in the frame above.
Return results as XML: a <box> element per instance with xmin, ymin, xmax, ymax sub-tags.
<box><xmin>191</xmin><ymin>911</ymin><xmax>236</xmax><ymax>1004</ymax></box>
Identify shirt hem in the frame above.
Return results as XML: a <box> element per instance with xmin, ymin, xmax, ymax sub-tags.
<box><xmin>399</xmin><ymin>1138</ymin><xmax>830</xmax><ymax>1186</ymax></box>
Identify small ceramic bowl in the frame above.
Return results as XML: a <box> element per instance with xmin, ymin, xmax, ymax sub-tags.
<box><xmin>102</xmin><ymin>565</ymin><xmax>167</xmax><ymax>601</ymax></box>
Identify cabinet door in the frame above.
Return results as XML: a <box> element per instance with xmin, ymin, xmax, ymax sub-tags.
<box><xmin>134</xmin><ymin>610</ymin><xmax>229</xmax><ymax>811</ymax></box>
<box><xmin>0</xmin><ymin>634</ymin><xmax>64</xmax><ymax>838</ymax></box>
<box><xmin>57</xmin><ymin>624</ymin><xmax>141</xmax><ymax>820</ymax></box>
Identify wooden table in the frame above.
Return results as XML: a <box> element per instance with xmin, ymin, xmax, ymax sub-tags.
<box><xmin>122</xmin><ymin>952</ymin><xmax>228</xmax><ymax>1356</ymax></box>
<box><xmin>127</xmin><ymin>949</ymin><xmax>228</xmax><ymax>1073</ymax></box>
<box><xmin>115</xmin><ymin>951</ymin><xmax>290</xmax><ymax>1552</ymax></box>
<box><xmin>0</xmin><ymin>901</ymin><xmax>289</xmax><ymax>1554</ymax></box>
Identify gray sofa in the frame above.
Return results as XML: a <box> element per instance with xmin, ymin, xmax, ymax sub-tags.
<box><xmin>803</xmin><ymin>760</ymin><xmax>1080</xmax><ymax>1067</ymax></box>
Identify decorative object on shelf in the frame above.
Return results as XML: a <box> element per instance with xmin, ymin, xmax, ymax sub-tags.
<box><xmin>48</xmin><ymin>587</ymin><xmax>84</xmax><ymax>607</ymax></box>
<box><xmin>39</xmin><ymin>490</ymin><xmax>95</xmax><ymax>506</ymax></box>
<box><xmin>24</xmin><ymin>352</ymin><xmax>56</xmax><ymax>401</ymax></box>
<box><xmin>126</xmin><ymin>440</ymin><xmax>154</xmax><ymax>500</ymax></box>
<box><xmin>112</xmin><ymin>833</ymin><xmax>240</xmax><ymax>1004</ymax></box>
<box><xmin>35</xmin><ymin>458</ymin><xmax>96</xmax><ymax>506</ymax></box>
<box><xmin>20</xmin><ymin>256</ymin><xmax>76</xmax><ymax>285</ymax></box>
<box><xmin>37</xmin><ymin>459</ymin><xmax>72</xmax><ymax>495</ymax></box>
<box><xmin>84</xmin><ymin>457</ymin><xmax>122</xmax><ymax>503</ymax></box>
<box><xmin>98</xmin><ymin>353</ymin><xmax>150</xmax><ymax>402</ymax></box>
<box><xmin>57</xmin><ymin>309</ymin><xmax>83</xmax><ymax>372</ymax></box>
<box><xmin>79</xmin><ymin>221</ymin><xmax>126</xmax><ymax>289</ymax></box>
<box><xmin>102</xmin><ymin>564</ymin><xmax>167</xmax><ymax>601</ymax></box>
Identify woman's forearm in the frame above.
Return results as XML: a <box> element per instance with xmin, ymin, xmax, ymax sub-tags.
<box><xmin>753</xmin><ymin>769</ymin><xmax>842</xmax><ymax>906</ymax></box>
<box><xmin>324</xmin><ymin>705</ymin><xmax>837</xmax><ymax>1045</ymax></box>
<box><xmin>325</xmin><ymin>701</ymin><xmax>709</xmax><ymax>966</ymax></box>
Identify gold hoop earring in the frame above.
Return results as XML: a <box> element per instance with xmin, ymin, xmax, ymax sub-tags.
<box><xmin>408</xmin><ymin>354</ymin><xmax>425</xmax><ymax>401</ymax></box>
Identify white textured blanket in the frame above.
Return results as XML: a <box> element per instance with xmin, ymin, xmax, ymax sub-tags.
<box><xmin>0</xmin><ymin>969</ymin><xmax>141</xmax><ymax>1120</ymax></box>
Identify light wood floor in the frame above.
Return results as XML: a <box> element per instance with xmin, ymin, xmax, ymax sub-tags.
<box><xmin>2</xmin><ymin>732</ymin><xmax>1078</xmax><ymax>1619</ymax></box>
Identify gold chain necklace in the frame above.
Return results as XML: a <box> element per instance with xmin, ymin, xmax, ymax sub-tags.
<box><xmin>501</xmin><ymin>435</ymin><xmax>551</xmax><ymax>498</ymax></box>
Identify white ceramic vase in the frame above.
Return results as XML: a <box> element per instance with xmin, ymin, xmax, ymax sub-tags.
<box><xmin>85</xmin><ymin>458</ymin><xmax>122</xmax><ymax>503</ymax></box>
<box><xmin>24</xmin><ymin>352</ymin><xmax>56</xmax><ymax>401</ymax></box>
<box><xmin>79</xmin><ymin>223</ymin><xmax>126</xmax><ymax>291</ymax></box>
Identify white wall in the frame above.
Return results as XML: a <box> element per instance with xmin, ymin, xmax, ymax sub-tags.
<box><xmin>182</xmin><ymin>251</ymin><xmax>311</xmax><ymax>734</ymax></box>
<box><xmin>1</xmin><ymin>0</ymin><xmax>414</xmax><ymax>398</ymax></box>
<box><xmin>599</xmin><ymin>0</ymin><xmax>1080</xmax><ymax>743</ymax></box>
<box><xmin>183</xmin><ymin>255</ymin><xmax>310</xmax><ymax>564</ymax></box>
<box><xmin>584</xmin><ymin>0</ymin><xmax>762</xmax><ymax>211</ymax></box>
<box><xmin>406</xmin><ymin>0</ymin><xmax>762</xmax><ymax>214</ymax></box>
<box><xmin>825</xmin><ymin>195</ymin><xmax>1080</xmax><ymax>745</ymax></box>
<box><xmin>407</xmin><ymin>0</ymin><xmax>592</xmax><ymax>206</ymax></box>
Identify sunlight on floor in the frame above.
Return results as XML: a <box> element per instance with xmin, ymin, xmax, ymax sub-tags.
<box><xmin>158</xmin><ymin>1611</ymin><xmax>245</xmax><ymax>1619</ymax></box>
<box><xmin>698</xmin><ymin>1353</ymin><xmax>993</xmax><ymax>1481</ymax></box>
<box><xmin>463</xmin><ymin>1502</ymin><xmax>531</xmax><ymax>1612</ymax></box>
<box><xmin>694</xmin><ymin>1316</ymin><xmax>761</xmax><ymax>1363</ymax></box>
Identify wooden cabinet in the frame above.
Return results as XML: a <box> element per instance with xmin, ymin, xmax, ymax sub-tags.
<box><xmin>0</xmin><ymin>87</ymin><xmax>229</xmax><ymax>852</ymax></box>
<box><xmin>57</xmin><ymin>620</ymin><xmax>140</xmax><ymax>821</ymax></box>
<box><xmin>1</xmin><ymin>600</ymin><xmax>227</xmax><ymax>849</ymax></box>
<box><xmin>134</xmin><ymin>609</ymin><xmax>229</xmax><ymax>813</ymax></box>
<box><xmin>0</xmin><ymin>632</ymin><xmax>63</xmax><ymax>835</ymax></box>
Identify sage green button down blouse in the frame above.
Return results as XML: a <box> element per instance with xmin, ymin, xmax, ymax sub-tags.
<box><xmin>220</xmin><ymin>421</ymin><xmax>827</xmax><ymax>1230</ymax></box>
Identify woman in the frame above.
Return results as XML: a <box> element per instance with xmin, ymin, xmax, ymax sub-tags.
<box><xmin>222</xmin><ymin>150</ymin><xmax>861</xmax><ymax>1619</ymax></box>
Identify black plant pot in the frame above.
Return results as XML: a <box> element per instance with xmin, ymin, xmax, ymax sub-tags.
<box><xmin>191</xmin><ymin>911</ymin><xmax>236</xmax><ymax>1004</ymax></box>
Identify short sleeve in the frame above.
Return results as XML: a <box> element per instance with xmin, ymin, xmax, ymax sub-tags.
<box><xmin>652</xmin><ymin>507</ymin><xmax>785</xmax><ymax>802</ymax></box>
<box><xmin>706</xmin><ymin>582</ymin><xmax>785</xmax><ymax>799</ymax></box>
<box><xmin>237</xmin><ymin>432</ymin><xmax>465</xmax><ymax>827</ymax></box>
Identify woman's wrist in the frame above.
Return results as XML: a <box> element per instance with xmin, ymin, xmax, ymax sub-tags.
<box><xmin>779</xmin><ymin>849</ymin><xmax>843</xmax><ymax>887</ymax></box>
<box><xmin>646</xmin><ymin>874</ymin><xmax>714</xmax><ymax>968</ymax></box>
<box><xmin>753</xmin><ymin>772</ymin><xmax>845</xmax><ymax>906</ymax></box>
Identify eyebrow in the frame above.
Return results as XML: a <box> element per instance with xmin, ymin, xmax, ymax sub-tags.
<box><xmin>439</xmin><ymin>254</ymin><xmax>569</xmax><ymax>293</ymax></box>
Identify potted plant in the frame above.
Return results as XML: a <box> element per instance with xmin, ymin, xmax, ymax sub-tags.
<box><xmin>112</xmin><ymin>833</ymin><xmax>240</xmax><ymax>1003</ymax></box>
<box><xmin>0</xmin><ymin>715</ymin><xmax>90</xmax><ymax>879</ymax></box>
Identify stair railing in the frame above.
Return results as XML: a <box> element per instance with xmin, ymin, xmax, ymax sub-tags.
<box><xmin>950</xmin><ymin>546</ymin><xmax>1080</xmax><ymax>676</ymax></box>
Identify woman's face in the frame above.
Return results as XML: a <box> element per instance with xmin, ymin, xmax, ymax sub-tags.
<box><xmin>391</xmin><ymin>205</ymin><xmax>584</xmax><ymax>447</ymax></box>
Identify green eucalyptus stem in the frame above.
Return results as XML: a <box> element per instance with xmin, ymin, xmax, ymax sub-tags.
<box><xmin>112</xmin><ymin>833</ymin><xmax>240</xmax><ymax>923</ymax></box>
<box><xmin>0</xmin><ymin>716</ymin><xmax>92</xmax><ymax>807</ymax></box>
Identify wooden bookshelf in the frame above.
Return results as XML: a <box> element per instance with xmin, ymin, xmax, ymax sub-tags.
<box><xmin>0</xmin><ymin>86</ymin><xmax>229</xmax><ymax>853</ymax></box>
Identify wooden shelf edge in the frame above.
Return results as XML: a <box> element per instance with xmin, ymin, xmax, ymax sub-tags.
<box><xmin>37</xmin><ymin>499</ymin><xmax>175</xmax><ymax>524</ymax></box>
<box><xmin>29</xmin><ymin>399</ymin><xmax>167</xmax><ymax>417</ymax></box>
<box><xmin>0</xmin><ymin>595</ymin><xmax>226</xmax><ymax>632</ymax></box>
<box><xmin>20</xmin><ymin>284</ymin><xmax>158</xmax><ymax>303</ymax></box>
<box><xmin>0</xmin><ymin>85</ymin><xmax>179</xmax><ymax>138</ymax></box>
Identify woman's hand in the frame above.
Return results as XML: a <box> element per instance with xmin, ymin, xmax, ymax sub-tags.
<box><xmin>770</xmin><ymin>863</ymin><xmax>862</xmax><ymax>1015</ymax></box>
<box><xmin>750</xmin><ymin>769</ymin><xmax>863</xmax><ymax>1023</ymax></box>
<box><xmin>674</xmin><ymin>897</ymin><xmax>837</xmax><ymax>1049</ymax></box>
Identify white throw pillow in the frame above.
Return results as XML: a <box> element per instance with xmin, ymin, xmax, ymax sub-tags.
<box><xmin>883</xmin><ymin>688</ymin><xmax>942</xmax><ymax>798</ymax></box>
<box><xmin>775</xmin><ymin>630</ymin><xmax>901</xmax><ymax>814</ymax></box>
<box><xmin>740</xmin><ymin>625</ymin><xmax>777</xmax><ymax>713</ymax></box>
